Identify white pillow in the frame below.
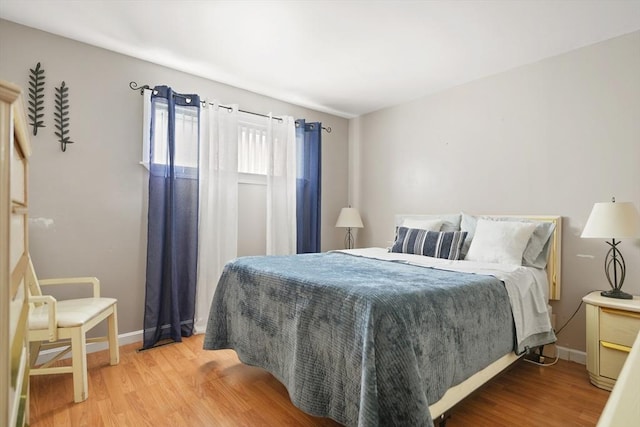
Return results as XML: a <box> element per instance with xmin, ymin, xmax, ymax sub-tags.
<box><xmin>396</xmin><ymin>214</ymin><xmax>461</xmax><ymax>231</ymax></box>
<box><xmin>400</xmin><ymin>218</ymin><xmax>443</xmax><ymax>231</ymax></box>
<box><xmin>465</xmin><ymin>219</ymin><xmax>537</xmax><ymax>265</ymax></box>
<box><xmin>460</xmin><ymin>213</ymin><xmax>556</xmax><ymax>268</ymax></box>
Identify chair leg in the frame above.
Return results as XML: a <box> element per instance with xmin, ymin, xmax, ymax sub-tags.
<box><xmin>29</xmin><ymin>341</ymin><xmax>42</xmax><ymax>367</ymax></box>
<box><xmin>70</xmin><ymin>328</ymin><xmax>88</xmax><ymax>402</ymax></box>
<box><xmin>108</xmin><ymin>306</ymin><xmax>120</xmax><ymax>365</ymax></box>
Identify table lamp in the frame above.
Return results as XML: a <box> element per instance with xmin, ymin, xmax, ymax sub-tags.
<box><xmin>581</xmin><ymin>198</ymin><xmax>640</xmax><ymax>299</ymax></box>
<box><xmin>335</xmin><ymin>207</ymin><xmax>363</xmax><ymax>249</ymax></box>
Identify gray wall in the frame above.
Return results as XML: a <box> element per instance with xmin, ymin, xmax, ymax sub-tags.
<box><xmin>0</xmin><ymin>19</ymin><xmax>349</xmax><ymax>336</ymax></box>
<box><xmin>351</xmin><ymin>31</ymin><xmax>640</xmax><ymax>353</ymax></box>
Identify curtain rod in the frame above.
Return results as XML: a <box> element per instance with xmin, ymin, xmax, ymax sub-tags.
<box><xmin>129</xmin><ymin>81</ymin><xmax>331</xmax><ymax>133</ymax></box>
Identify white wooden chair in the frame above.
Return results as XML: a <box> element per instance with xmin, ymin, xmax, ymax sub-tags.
<box><xmin>25</xmin><ymin>256</ymin><xmax>119</xmax><ymax>403</ymax></box>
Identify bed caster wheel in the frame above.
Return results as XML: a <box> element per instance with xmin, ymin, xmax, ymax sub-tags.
<box><xmin>438</xmin><ymin>413</ymin><xmax>450</xmax><ymax>427</ymax></box>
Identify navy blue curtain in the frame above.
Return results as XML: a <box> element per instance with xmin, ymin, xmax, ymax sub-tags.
<box><xmin>296</xmin><ymin>120</ymin><xmax>322</xmax><ymax>253</ymax></box>
<box><xmin>143</xmin><ymin>86</ymin><xmax>200</xmax><ymax>349</ymax></box>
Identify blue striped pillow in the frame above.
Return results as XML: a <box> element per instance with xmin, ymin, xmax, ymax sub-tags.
<box><xmin>391</xmin><ymin>227</ymin><xmax>468</xmax><ymax>260</ymax></box>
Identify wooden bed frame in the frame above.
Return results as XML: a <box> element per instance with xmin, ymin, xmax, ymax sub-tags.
<box><xmin>416</xmin><ymin>214</ymin><xmax>563</xmax><ymax>422</ymax></box>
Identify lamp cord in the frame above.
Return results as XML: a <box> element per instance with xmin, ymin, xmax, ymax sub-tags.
<box><xmin>524</xmin><ymin>290</ymin><xmax>602</xmax><ymax>368</ymax></box>
<box><xmin>554</xmin><ymin>289</ymin><xmax>602</xmax><ymax>336</ymax></box>
<box><xmin>554</xmin><ymin>301</ymin><xmax>583</xmax><ymax>336</ymax></box>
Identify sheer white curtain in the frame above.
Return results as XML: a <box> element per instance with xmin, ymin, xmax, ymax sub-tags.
<box><xmin>266</xmin><ymin>115</ymin><xmax>297</xmax><ymax>255</ymax></box>
<box><xmin>194</xmin><ymin>102</ymin><xmax>239</xmax><ymax>333</ymax></box>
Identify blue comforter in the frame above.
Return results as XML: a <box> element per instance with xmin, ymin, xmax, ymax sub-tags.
<box><xmin>204</xmin><ymin>252</ymin><xmax>515</xmax><ymax>426</ymax></box>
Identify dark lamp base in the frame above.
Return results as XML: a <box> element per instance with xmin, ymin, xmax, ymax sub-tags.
<box><xmin>601</xmin><ymin>289</ymin><xmax>633</xmax><ymax>300</ymax></box>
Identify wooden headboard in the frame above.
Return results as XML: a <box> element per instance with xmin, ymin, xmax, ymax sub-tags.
<box><xmin>488</xmin><ymin>215</ymin><xmax>562</xmax><ymax>301</ymax></box>
<box><xmin>394</xmin><ymin>214</ymin><xmax>562</xmax><ymax>300</ymax></box>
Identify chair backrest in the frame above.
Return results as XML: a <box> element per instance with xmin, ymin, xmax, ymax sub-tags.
<box><xmin>25</xmin><ymin>255</ymin><xmax>43</xmax><ymax>298</ymax></box>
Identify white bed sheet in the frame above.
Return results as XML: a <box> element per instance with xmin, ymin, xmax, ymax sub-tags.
<box><xmin>337</xmin><ymin>247</ymin><xmax>553</xmax><ymax>352</ymax></box>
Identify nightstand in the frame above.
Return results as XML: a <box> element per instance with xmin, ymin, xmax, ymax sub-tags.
<box><xmin>583</xmin><ymin>291</ymin><xmax>640</xmax><ymax>391</ymax></box>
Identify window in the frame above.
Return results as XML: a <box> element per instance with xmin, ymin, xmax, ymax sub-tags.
<box><xmin>238</xmin><ymin>120</ymin><xmax>268</xmax><ymax>175</ymax></box>
<box><xmin>237</xmin><ymin>113</ymin><xmax>277</xmax><ymax>184</ymax></box>
<box><xmin>151</xmin><ymin>99</ymin><xmax>199</xmax><ymax>168</ymax></box>
<box><xmin>141</xmin><ymin>91</ymin><xmax>199</xmax><ymax>178</ymax></box>
<box><xmin>237</xmin><ymin>113</ymin><xmax>290</xmax><ymax>180</ymax></box>
<box><xmin>142</xmin><ymin>95</ymin><xmax>277</xmax><ymax>183</ymax></box>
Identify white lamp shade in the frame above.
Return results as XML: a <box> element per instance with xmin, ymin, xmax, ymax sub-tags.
<box><xmin>335</xmin><ymin>207</ymin><xmax>363</xmax><ymax>228</ymax></box>
<box><xmin>581</xmin><ymin>201</ymin><xmax>640</xmax><ymax>239</ymax></box>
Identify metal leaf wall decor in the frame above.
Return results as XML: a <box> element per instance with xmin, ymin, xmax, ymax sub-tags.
<box><xmin>28</xmin><ymin>62</ymin><xmax>46</xmax><ymax>135</ymax></box>
<box><xmin>54</xmin><ymin>81</ymin><xmax>74</xmax><ymax>152</ymax></box>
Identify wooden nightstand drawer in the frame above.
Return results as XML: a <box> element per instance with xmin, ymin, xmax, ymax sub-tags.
<box><xmin>599</xmin><ymin>341</ymin><xmax>631</xmax><ymax>380</ymax></box>
<box><xmin>600</xmin><ymin>307</ymin><xmax>640</xmax><ymax>347</ymax></box>
<box><xmin>583</xmin><ymin>292</ymin><xmax>640</xmax><ymax>391</ymax></box>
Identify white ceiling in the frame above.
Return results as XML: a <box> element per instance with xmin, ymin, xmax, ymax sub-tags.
<box><xmin>2</xmin><ymin>0</ymin><xmax>640</xmax><ymax>118</ymax></box>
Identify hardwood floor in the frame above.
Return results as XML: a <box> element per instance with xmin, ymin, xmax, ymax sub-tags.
<box><xmin>29</xmin><ymin>335</ymin><xmax>610</xmax><ymax>426</ymax></box>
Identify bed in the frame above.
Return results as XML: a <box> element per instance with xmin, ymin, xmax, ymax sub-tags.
<box><xmin>203</xmin><ymin>213</ymin><xmax>562</xmax><ymax>426</ymax></box>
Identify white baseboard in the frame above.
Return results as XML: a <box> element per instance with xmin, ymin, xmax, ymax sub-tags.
<box><xmin>35</xmin><ymin>329</ymin><xmax>143</xmax><ymax>365</ymax></box>
<box><xmin>556</xmin><ymin>345</ymin><xmax>587</xmax><ymax>365</ymax></box>
<box><xmin>35</xmin><ymin>331</ymin><xmax>588</xmax><ymax>369</ymax></box>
